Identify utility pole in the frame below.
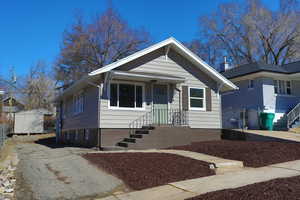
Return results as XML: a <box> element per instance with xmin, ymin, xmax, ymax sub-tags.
<box><xmin>8</xmin><ymin>67</ymin><xmax>17</xmax><ymax>132</ymax></box>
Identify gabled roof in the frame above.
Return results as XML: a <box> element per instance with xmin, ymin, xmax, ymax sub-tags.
<box><xmin>58</xmin><ymin>37</ymin><xmax>238</xmax><ymax>99</ymax></box>
<box><xmin>222</xmin><ymin>61</ymin><xmax>300</xmax><ymax>79</ymax></box>
<box><xmin>89</xmin><ymin>37</ymin><xmax>237</xmax><ymax>90</ymax></box>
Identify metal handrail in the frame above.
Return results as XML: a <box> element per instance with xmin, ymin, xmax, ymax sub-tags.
<box><xmin>129</xmin><ymin>109</ymin><xmax>189</xmax><ymax>135</ymax></box>
<box><xmin>287</xmin><ymin>102</ymin><xmax>300</xmax><ymax>128</ymax></box>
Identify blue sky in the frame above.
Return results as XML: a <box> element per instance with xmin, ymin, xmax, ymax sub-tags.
<box><xmin>0</xmin><ymin>0</ymin><xmax>277</xmax><ymax>78</ymax></box>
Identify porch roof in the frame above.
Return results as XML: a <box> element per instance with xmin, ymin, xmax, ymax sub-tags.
<box><xmin>111</xmin><ymin>70</ymin><xmax>185</xmax><ymax>83</ymax></box>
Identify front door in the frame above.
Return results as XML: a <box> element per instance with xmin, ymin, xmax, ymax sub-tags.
<box><xmin>153</xmin><ymin>84</ymin><xmax>168</xmax><ymax>125</ymax></box>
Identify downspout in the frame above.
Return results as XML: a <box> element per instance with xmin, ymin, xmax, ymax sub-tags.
<box><xmin>217</xmin><ymin>83</ymin><xmax>225</xmax><ymax>129</ymax></box>
<box><xmin>87</xmin><ymin>80</ymin><xmax>102</xmax><ymax>150</ymax></box>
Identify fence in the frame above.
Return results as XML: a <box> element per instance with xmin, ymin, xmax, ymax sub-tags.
<box><xmin>0</xmin><ymin>124</ymin><xmax>9</xmax><ymax>149</ymax></box>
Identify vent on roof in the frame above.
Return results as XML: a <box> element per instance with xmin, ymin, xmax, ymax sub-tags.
<box><xmin>219</xmin><ymin>56</ymin><xmax>232</xmax><ymax>72</ymax></box>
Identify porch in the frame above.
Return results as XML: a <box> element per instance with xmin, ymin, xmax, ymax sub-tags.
<box><xmin>105</xmin><ymin>70</ymin><xmax>191</xmax><ymax>129</ymax></box>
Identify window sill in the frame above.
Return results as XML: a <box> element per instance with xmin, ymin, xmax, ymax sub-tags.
<box><xmin>189</xmin><ymin>108</ymin><xmax>206</xmax><ymax>111</ymax></box>
<box><xmin>108</xmin><ymin>107</ymin><xmax>146</xmax><ymax>111</ymax></box>
<box><xmin>274</xmin><ymin>94</ymin><xmax>295</xmax><ymax>97</ymax></box>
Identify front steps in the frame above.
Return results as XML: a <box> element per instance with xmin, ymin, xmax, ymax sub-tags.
<box><xmin>116</xmin><ymin>126</ymin><xmax>221</xmax><ymax>150</ymax></box>
<box><xmin>273</xmin><ymin>115</ymin><xmax>289</xmax><ymax>131</ymax></box>
<box><xmin>116</xmin><ymin>126</ymin><xmax>152</xmax><ymax>148</ymax></box>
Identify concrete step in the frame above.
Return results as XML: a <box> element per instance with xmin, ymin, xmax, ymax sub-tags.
<box><xmin>142</xmin><ymin>125</ymin><xmax>155</xmax><ymax>130</ymax></box>
<box><xmin>123</xmin><ymin>138</ymin><xmax>136</xmax><ymax>143</ymax></box>
<box><xmin>130</xmin><ymin>134</ymin><xmax>143</xmax><ymax>139</ymax></box>
<box><xmin>116</xmin><ymin>142</ymin><xmax>128</xmax><ymax>148</ymax></box>
<box><xmin>135</xmin><ymin>129</ymin><xmax>150</xmax><ymax>134</ymax></box>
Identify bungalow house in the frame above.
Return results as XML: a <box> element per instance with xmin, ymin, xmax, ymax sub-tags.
<box><xmin>55</xmin><ymin>37</ymin><xmax>238</xmax><ymax>149</ymax></box>
<box><xmin>221</xmin><ymin>61</ymin><xmax>300</xmax><ymax>130</ymax></box>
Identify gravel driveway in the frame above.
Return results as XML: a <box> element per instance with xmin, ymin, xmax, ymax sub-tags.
<box><xmin>14</xmin><ymin>142</ymin><xmax>124</xmax><ymax>200</ymax></box>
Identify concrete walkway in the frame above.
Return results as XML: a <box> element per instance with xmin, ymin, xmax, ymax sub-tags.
<box><xmin>97</xmin><ymin>160</ymin><xmax>300</xmax><ymax>200</ymax></box>
<box><xmin>240</xmin><ymin>129</ymin><xmax>300</xmax><ymax>142</ymax></box>
<box><xmin>89</xmin><ymin>149</ymin><xmax>244</xmax><ymax>170</ymax></box>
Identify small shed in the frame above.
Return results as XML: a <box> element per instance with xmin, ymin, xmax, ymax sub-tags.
<box><xmin>14</xmin><ymin>109</ymin><xmax>54</xmax><ymax>134</ymax></box>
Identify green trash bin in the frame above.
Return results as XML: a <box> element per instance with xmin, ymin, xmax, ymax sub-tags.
<box><xmin>260</xmin><ymin>112</ymin><xmax>275</xmax><ymax>130</ymax></box>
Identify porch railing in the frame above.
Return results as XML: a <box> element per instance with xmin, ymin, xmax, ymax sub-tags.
<box><xmin>129</xmin><ymin>109</ymin><xmax>189</xmax><ymax>134</ymax></box>
<box><xmin>287</xmin><ymin>102</ymin><xmax>300</xmax><ymax>128</ymax></box>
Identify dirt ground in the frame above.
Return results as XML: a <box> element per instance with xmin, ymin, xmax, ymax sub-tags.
<box><xmin>171</xmin><ymin>140</ymin><xmax>300</xmax><ymax>167</ymax></box>
<box><xmin>83</xmin><ymin>152</ymin><xmax>215</xmax><ymax>190</ymax></box>
<box><xmin>187</xmin><ymin>175</ymin><xmax>300</xmax><ymax>200</ymax></box>
<box><xmin>3</xmin><ymin>134</ymin><xmax>125</xmax><ymax>200</ymax></box>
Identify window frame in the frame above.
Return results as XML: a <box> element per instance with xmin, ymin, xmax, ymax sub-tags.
<box><xmin>188</xmin><ymin>87</ymin><xmax>206</xmax><ymax>111</ymax></box>
<box><xmin>108</xmin><ymin>81</ymin><xmax>146</xmax><ymax>111</ymax></box>
<box><xmin>73</xmin><ymin>91</ymin><xmax>84</xmax><ymax>115</ymax></box>
<box><xmin>248</xmin><ymin>80</ymin><xmax>254</xmax><ymax>89</ymax></box>
<box><xmin>273</xmin><ymin>80</ymin><xmax>292</xmax><ymax>95</ymax></box>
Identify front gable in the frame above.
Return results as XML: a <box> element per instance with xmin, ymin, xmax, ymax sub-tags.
<box><xmin>116</xmin><ymin>48</ymin><xmax>218</xmax><ymax>92</ymax></box>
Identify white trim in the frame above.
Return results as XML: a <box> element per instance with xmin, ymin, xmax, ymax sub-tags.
<box><xmin>188</xmin><ymin>87</ymin><xmax>206</xmax><ymax>111</ymax></box>
<box><xmin>111</xmin><ymin>70</ymin><xmax>185</xmax><ymax>83</ymax></box>
<box><xmin>108</xmin><ymin>81</ymin><xmax>146</xmax><ymax>111</ymax></box>
<box><xmin>88</xmin><ymin>37</ymin><xmax>238</xmax><ymax>90</ymax></box>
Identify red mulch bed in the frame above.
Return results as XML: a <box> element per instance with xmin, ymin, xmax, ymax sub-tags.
<box><xmin>170</xmin><ymin>140</ymin><xmax>300</xmax><ymax>167</ymax></box>
<box><xmin>82</xmin><ymin>152</ymin><xmax>214</xmax><ymax>190</ymax></box>
<box><xmin>187</xmin><ymin>175</ymin><xmax>300</xmax><ymax>200</ymax></box>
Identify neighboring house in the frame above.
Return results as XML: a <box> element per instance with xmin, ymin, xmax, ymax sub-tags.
<box><xmin>14</xmin><ymin>109</ymin><xmax>54</xmax><ymax>134</ymax></box>
<box><xmin>221</xmin><ymin>61</ymin><xmax>300</xmax><ymax>130</ymax></box>
<box><xmin>1</xmin><ymin>97</ymin><xmax>24</xmax><ymax>123</ymax></box>
<box><xmin>55</xmin><ymin>37</ymin><xmax>237</xmax><ymax>149</ymax></box>
<box><xmin>2</xmin><ymin>96</ymin><xmax>24</xmax><ymax>115</ymax></box>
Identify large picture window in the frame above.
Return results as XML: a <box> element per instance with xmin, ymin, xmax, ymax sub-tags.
<box><xmin>189</xmin><ymin>87</ymin><xmax>205</xmax><ymax>110</ymax></box>
<box><xmin>109</xmin><ymin>83</ymin><xmax>144</xmax><ymax>109</ymax></box>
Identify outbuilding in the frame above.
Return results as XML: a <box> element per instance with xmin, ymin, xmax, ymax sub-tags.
<box><xmin>14</xmin><ymin>109</ymin><xmax>54</xmax><ymax>134</ymax></box>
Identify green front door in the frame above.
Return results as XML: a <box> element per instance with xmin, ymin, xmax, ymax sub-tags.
<box><xmin>153</xmin><ymin>84</ymin><xmax>168</xmax><ymax>125</ymax></box>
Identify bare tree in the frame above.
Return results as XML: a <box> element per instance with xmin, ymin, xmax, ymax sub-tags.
<box><xmin>20</xmin><ymin>61</ymin><xmax>56</xmax><ymax>111</ymax></box>
<box><xmin>55</xmin><ymin>7</ymin><xmax>150</xmax><ymax>86</ymax></box>
<box><xmin>185</xmin><ymin>39</ymin><xmax>223</xmax><ymax>69</ymax></box>
<box><xmin>195</xmin><ymin>0</ymin><xmax>300</xmax><ymax>66</ymax></box>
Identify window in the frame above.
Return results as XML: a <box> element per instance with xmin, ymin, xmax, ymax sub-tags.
<box><xmin>109</xmin><ymin>83</ymin><xmax>144</xmax><ymax>109</ymax></box>
<box><xmin>248</xmin><ymin>80</ymin><xmax>254</xmax><ymax>89</ymax></box>
<box><xmin>273</xmin><ymin>80</ymin><xmax>291</xmax><ymax>95</ymax></box>
<box><xmin>189</xmin><ymin>87</ymin><xmax>205</xmax><ymax>110</ymax></box>
<box><xmin>73</xmin><ymin>92</ymin><xmax>84</xmax><ymax>114</ymax></box>
<box><xmin>286</xmin><ymin>81</ymin><xmax>291</xmax><ymax>95</ymax></box>
<box><xmin>85</xmin><ymin>129</ymin><xmax>89</xmax><ymax>141</ymax></box>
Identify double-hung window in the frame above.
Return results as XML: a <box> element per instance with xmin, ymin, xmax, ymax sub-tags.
<box><xmin>109</xmin><ymin>83</ymin><xmax>144</xmax><ymax>109</ymax></box>
<box><xmin>189</xmin><ymin>87</ymin><xmax>205</xmax><ymax>110</ymax></box>
<box><xmin>273</xmin><ymin>80</ymin><xmax>291</xmax><ymax>95</ymax></box>
<box><xmin>248</xmin><ymin>80</ymin><xmax>254</xmax><ymax>89</ymax></box>
<box><xmin>73</xmin><ymin>92</ymin><xmax>84</xmax><ymax>114</ymax></box>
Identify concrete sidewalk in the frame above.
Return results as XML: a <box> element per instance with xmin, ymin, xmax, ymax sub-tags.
<box><xmin>239</xmin><ymin>129</ymin><xmax>300</xmax><ymax>142</ymax></box>
<box><xmin>89</xmin><ymin>149</ymin><xmax>244</xmax><ymax>171</ymax></box>
<box><xmin>97</xmin><ymin>160</ymin><xmax>300</xmax><ymax>200</ymax></box>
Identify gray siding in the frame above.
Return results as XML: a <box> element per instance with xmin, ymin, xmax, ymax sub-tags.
<box><xmin>222</xmin><ymin>78</ymin><xmax>264</xmax><ymax>111</ymax></box>
<box><xmin>100</xmin><ymin>81</ymin><xmax>152</xmax><ymax>128</ymax></box>
<box><xmin>62</xmin><ymin>85</ymin><xmax>99</xmax><ymax>130</ymax></box>
<box><xmin>100</xmin><ymin>48</ymin><xmax>221</xmax><ymax>129</ymax></box>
